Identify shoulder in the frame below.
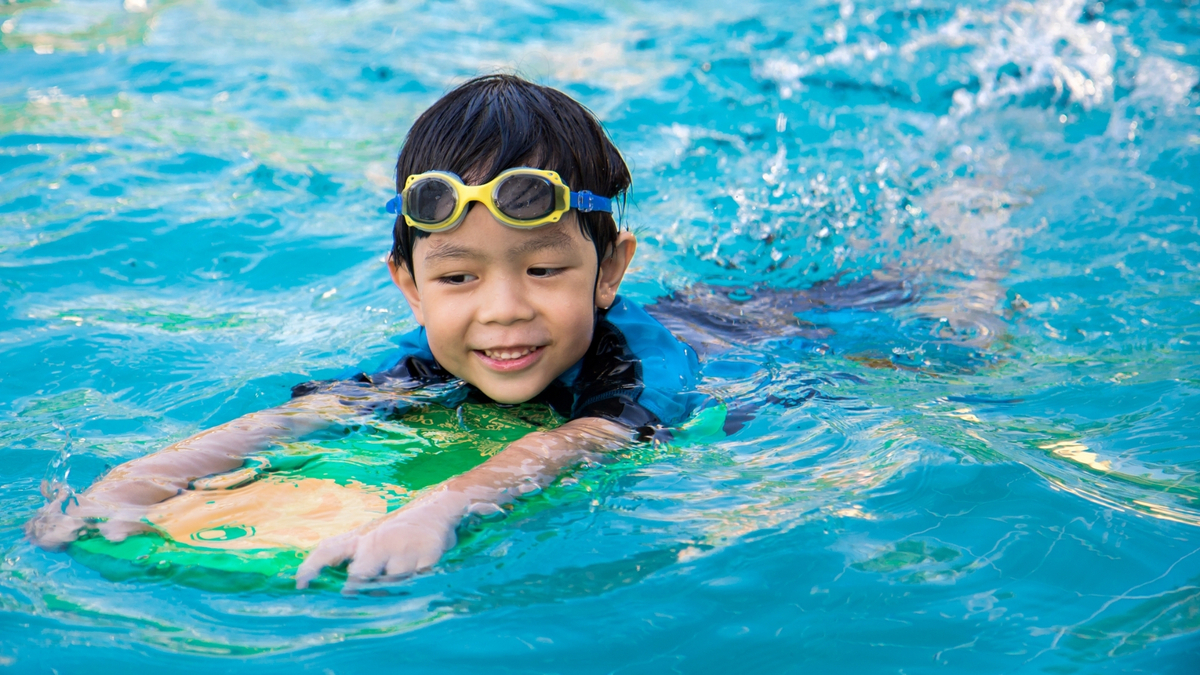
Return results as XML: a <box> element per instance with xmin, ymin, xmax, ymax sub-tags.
<box><xmin>600</xmin><ymin>298</ymin><xmax>701</xmax><ymax>396</ymax></box>
<box><xmin>376</xmin><ymin>326</ymin><xmax>434</xmax><ymax>371</ymax></box>
<box><xmin>573</xmin><ymin>296</ymin><xmax>703</xmax><ymax>428</ymax></box>
<box><xmin>602</xmin><ymin>296</ymin><xmax>698</xmax><ymax>369</ymax></box>
<box><xmin>373</xmin><ymin>325</ymin><xmax>452</xmax><ymax>384</ymax></box>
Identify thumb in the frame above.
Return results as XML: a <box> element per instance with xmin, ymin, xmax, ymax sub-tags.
<box><xmin>295</xmin><ymin>532</ymin><xmax>357</xmax><ymax>589</ymax></box>
<box><xmin>26</xmin><ymin>484</ymin><xmax>87</xmax><ymax>550</ymax></box>
<box><xmin>25</xmin><ymin>510</ymin><xmax>86</xmax><ymax>552</ymax></box>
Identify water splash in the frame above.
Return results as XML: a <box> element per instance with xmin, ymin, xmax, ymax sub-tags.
<box><xmin>0</xmin><ymin>0</ymin><xmax>1198</xmax><ymax>669</ymax></box>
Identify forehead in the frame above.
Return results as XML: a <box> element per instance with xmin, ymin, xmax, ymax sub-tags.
<box><xmin>414</xmin><ymin>209</ymin><xmax>590</xmax><ymax>264</ymax></box>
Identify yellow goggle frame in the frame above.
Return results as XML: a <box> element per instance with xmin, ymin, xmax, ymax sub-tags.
<box><xmin>400</xmin><ymin>168</ymin><xmax>569</xmax><ymax>232</ymax></box>
<box><xmin>385</xmin><ymin>167</ymin><xmax>613</xmax><ymax>232</ymax></box>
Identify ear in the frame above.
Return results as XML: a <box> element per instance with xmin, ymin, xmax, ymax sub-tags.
<box><xmin>595</xmin><ymin>231</ymin><xmax>637</xmax><ymax>310</ymax></box>
<box><xmin>388</xmin><ymin>255</ymin><xmax>425</xmax><ymax>326</ymax></box>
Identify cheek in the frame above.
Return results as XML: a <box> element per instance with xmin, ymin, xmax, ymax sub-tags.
<box><xmin>546</xmin><ymin>286</ymin><xmax>598</xmax><ymax>348</ymax></box>
<box><xmin>421</xmin><ymin>302</ymin><xmax>470</xmax><ymax>353</ymax></box>
<box><xmin>549</xmin><ymin>271</ymin><xmax>595</xmax><ymax>324</ymax></box>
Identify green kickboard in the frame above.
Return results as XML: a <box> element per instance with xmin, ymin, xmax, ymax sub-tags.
<box><xmin>68</xmin><ymin>400</ymin><xmax>727</xmax><ymax>591</ymax></box>
<box><xmin>69</xmin><ymin>401</ymin><xmax>566</xmax><ymax>591</ymax></box>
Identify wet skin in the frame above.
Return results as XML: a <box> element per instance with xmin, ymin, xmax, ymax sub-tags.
<box><xmin>295</xmin><ymin>207</ymin><xmax>640</xmax><ymax>586</ymax></box>
<box><xmin>28</xmin><ymin>203</ymin><xmax>643</xmax><ymax>589</ymax></box>
<box><xmin>390</xmin><ymin>205</ymin><xmax>636</xmax><ymax>404</ymax></box>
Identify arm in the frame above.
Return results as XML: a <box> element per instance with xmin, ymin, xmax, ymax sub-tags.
<box><xmin>26</xmin><ymin>393</ymin><xmax>351</xmax><ymax>550</ymax></box>
<box><xmin>294</xmin><ymin>416</ymin><xmax>636</xmax><ymax>589</ymax></box>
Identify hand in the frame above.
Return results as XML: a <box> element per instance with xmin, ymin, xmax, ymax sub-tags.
<box><xmin>25</xmin><ymin>481</ymin><xmax>154</xmax><ymax>550</ymax></box>
<box><xmin>294</xmin><ymin>493</ymin><xmax>463</xmax><ymax>589</ymax></box>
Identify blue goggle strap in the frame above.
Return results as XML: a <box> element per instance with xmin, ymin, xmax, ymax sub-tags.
<box><xmin>569</xmin><ymin>190</ymin><xmax>613</xmax><ymax>213</ymax></box>
<box><xmin>383</xmin><ymin>190</ymin><xmax>612</xmax><ymax>216</ymax></box>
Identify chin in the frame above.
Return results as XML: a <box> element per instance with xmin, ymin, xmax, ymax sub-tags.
<box><xmin>475</xmin><ymin>381</ymin><xmax>544</xmax><ymax>405</ymax></box>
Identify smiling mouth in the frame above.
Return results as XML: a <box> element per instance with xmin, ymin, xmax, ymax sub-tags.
<box><xmin>481</xmin><ymin>346</ymin><xmax>539</xmax><ymax>360</ymax></box>
<box><xmin>474</xmin><ymin>345</ymin><xmax>545</xmax><ymax>371</ymax></box>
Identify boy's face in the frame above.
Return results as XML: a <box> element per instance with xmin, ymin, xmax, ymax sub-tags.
<box><xmin>390</xmin><ymin>206</ymin><xmax>636</xmax><ymax>404</ymax></box>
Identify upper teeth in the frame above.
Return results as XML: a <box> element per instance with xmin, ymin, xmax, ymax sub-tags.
<box><xmin>484</xmin><ymin>347</ymin><xmax>536</xmax><ymax>361</ymax></box>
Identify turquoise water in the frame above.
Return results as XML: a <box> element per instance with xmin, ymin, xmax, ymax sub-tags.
<box><xmin>2</xmin><ymin>0</ymin><xmax>1199</xmax><ymax>671</ymax></box>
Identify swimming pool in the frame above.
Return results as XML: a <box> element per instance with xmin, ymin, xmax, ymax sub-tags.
<box><xmin>1</xmin><ymin>0</ymin><xmax>1198</xmax><ymax>671</ymax></box>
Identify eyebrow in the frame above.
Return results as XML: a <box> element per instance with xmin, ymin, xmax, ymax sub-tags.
<box><xmin>509</xmin><ymin>227</ymin><xmax>575</xmax><ymax>256</ymax></box>
<box><xmin>421</xmin><ymin>227</ymin><xmax>576</xmax><ymax>264</ymax></box>
<box><xmin>421</xmin><ymin>242</ymin><xmax>477</xmax><ymax>263</ymax></box>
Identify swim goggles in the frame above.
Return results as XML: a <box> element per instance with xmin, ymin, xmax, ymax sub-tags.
<box><xmin>385</xmin><ymin>168</ymin><xmax>612</xmax><ymax>232</ymax></box>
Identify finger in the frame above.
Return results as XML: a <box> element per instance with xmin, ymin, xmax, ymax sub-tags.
<box><xmin>24</xmin><ymin>510</ymin><xmax>87</xmax><ymax>551</ymax></box>
<box><xmin>25</xmin><ymin>485</ymin><xmax>95</xmax><ymax>550</ymax></box>
<box><xmin>382</xmin><ymin>534</ymin><xmax>446</xmax><ymax>578</ymax></box>
<box><xmin>98</xmin><ymin>518</ymin><xmax>153</xmax><ymax>543</ymax></box>
<box><xmin>413</xmin><ymin>545</ymin><xmax>444</xmax><ymax>571</ymax></box>
<box><xmin>383</xmin><ymin>550</ymin><xmax>419</xmax><ymax>579</ymax></box>
<box><xmin>345</xmin><ymin>553</ymin><xmax>417</xmax><ymax>595</ymax></box>
<box><xmin>295</xmin><ymin>534</ymin><xmax>356</xmax><ymax>589</ymax></box>
<box><xmin>345</xmin><ymin>546</ymin><xmax>387</xmax><ymax>582</ymax></box>
<box><xmin>340</xmin><ymin>575</ymin><xmax>374</xmax><ymax>595</ymax></box>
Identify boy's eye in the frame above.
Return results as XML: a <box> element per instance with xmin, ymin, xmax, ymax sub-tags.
<box><xmin>527</xmin><ymin>267</ymin><xmax>562</xmax><ymax>278</ymax></box>
<box><xmin>439</xmin><ymin>273</ymin><xmax>476</xmax><ymax>285</ymax></box>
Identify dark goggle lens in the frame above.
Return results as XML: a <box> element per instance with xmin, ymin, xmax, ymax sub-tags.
<box><xmin>495</xmin><ymin>174</ymin><xmax>555</xmax><ymax>221</ymax></box>
<box><xmin>407</xmin><ymin>178</ymin><xmax>457</xmax><ymax>224</ymax></box>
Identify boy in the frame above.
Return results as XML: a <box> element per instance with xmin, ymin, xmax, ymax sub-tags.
<box><xmin>26</xmin><ymin>75</ymin><xmax>704</xmax><ymax>588</ymax></box>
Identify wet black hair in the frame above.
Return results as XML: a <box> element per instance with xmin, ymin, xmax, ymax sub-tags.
<box><xmin>390</xmin><ymin>74</ymin><xmax>631</xmax><ymax>277</ymax></box>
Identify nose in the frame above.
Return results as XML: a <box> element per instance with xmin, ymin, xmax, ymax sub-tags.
<box><xmin>475</xmin><ymin>272</ymin><xmax>536</xmax><ymax>326</ymax></box>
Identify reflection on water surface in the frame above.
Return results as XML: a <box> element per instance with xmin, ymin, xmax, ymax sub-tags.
<box><xmin>1</xmin><ymin>0</ymin><xmax>1198</xmax><ymax>671</ymax></box>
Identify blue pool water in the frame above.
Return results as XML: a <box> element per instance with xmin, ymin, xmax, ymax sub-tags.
<box><xmin>2</xmin><ymin>0</ymin><xmax>1199</xmax><ymax>671</ymax></box>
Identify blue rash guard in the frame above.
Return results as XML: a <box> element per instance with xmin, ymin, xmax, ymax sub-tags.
<box><xmin>292</xmin><ymin>296</ymin><xmax>707</xmax><ymax>437</ymax></box>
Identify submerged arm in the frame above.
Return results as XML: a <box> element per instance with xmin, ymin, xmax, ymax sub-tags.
<box><xmin>295</xmin><ymin>416</ymin><xmax>636</xmax><ymax>588</ymax></box>
<box><xmin>27</xmin><ymin>393</ymin><xmax>351</xmax><ymax>550</ymax></box>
